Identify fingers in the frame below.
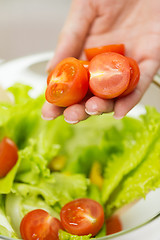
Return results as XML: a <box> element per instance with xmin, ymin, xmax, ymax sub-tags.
<box><xmin>41</xmin><ymin>101</ymin><xmax>64</xmax><ymax>120</ymax></box>
<box><xmin>114</xmin><ymin>59</ymin><xmax>160</xmax><ymax>119</ymax></box>
<box><xmin>42</xmin><ymin>102</ymin><xmax>89</xmax><ymax>124</ymax></box>
<box><xmin>85</xmin><ymin>96</ymin><xmax>114</xmax><ymax>115</ymax></box>
<box><xmin>63</xmin><ymin>96</ymin><xmax>114</xmax><ymax>124</ymax></box>
<box><xmin>64</xmin><ymin>103</ymin><xmax>89</xmax><ymax>124</ymax></box>
<box><xmin>46</xmin><ymin>0</ymin><xmax>95</xmax><ymax>72</ymax></box>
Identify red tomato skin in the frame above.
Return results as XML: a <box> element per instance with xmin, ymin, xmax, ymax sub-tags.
<box><xmin>45</xmin><ymin>57</ymin><xmax>89</xmax><ymax>107</ymax></box>
<box><xmin>0</xmin><ymin>137</ymin><xmax>18</xmax><ymax>178</ymax></box>
<box><xmin>20</xmin><ymin>209</ymin><xmax>63</xmax><ymax>240</ymax></box>
<box><xmin>85</xmin><ymin>44</ymin><xmax>125</xmax><ymax>61</ymax></box>
<box><xmin>106</xmin><ymin>216</ymin><xmax>122</xmax><ymax>235</ymax></box>
<box><xmin>120</xmin><ymin>57</ymin><xmax>140</xmax><ymax>97</ymax></box>
<box><xmin>60</xmin><ymin>198</ymin><xmax>104</xmax><ymax>236</ymax></box>
<box><xmin>89</xmin><ymin>52</ymin><xmax>130</xmax><ymax>99</ymax></box>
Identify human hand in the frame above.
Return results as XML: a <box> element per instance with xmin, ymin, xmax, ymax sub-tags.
<box><xmin>42</xmin><ymin>0</ymin><xmax>160</xmax><ymax>123</ymax></box>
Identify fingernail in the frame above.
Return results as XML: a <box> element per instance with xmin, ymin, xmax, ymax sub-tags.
<box><xmin>41</xmin><ymin>114</ymin><xmax>55</xmax><ymax>121</ymax></box>
<box><xmin>113</xmin><ymin>114</ymin><xmax>124</xmax><ymax>120</ymax></box>
<box><xmin>85</xmin><ymin>108</ymin><xmax>99</xmax><ymax>115</ymax></box>
<box><xmin>64</xmin><ymin>118</ymin><xmax>79</xmax><ymax>124</ymax></box>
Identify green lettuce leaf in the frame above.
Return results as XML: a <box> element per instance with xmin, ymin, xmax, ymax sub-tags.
<box><xmin>59</xmin><ymin>230</ymin><xmax>92</xmax><ymax>240</ymax></box>
<box><xmin>106</xmin><ymin>135</ymin><xmax>160</xmax><ymax>217</ymax></box>
<box><xmin>0</xmin><ymin>159</ymin><xmax>20</xmax><ymax>194</ymax></box>
<box><xmin>95</xmin><ymin>224</ymin><xmax>106</xmax><ymax>238</ymax></box>
<box><xmin>13</xmin><ymin>172</ymin><xmax>88</xmax><ymax>208</ymax></box>
<box><xmin>87</xmin><ymin>184</ymin><xmax>102</xmax><ymax>205</ymax></box>
<box><xmin>66</xmin><ymin>114</ymin><xmax>116</xmax><ymax>150</ymax></box>
<box><xmin>15</xmin><ymin>143</ymin><xmax>51</xmax><ymax>185</ymax></box>
<box><xmin>64</xmin><ymin>145</ymin><xmax>106</xmax><ymax>176</ymax></box>
<box><xmin>12</xmin><ymin>178</ymin><xmax>58</xmax><ymax>207</ymax></box>
<box><xmin>101</xmin><ymin>107</ymin><xmax>160</xmax><ymax>203</ymax></box>
<box><xmin>51</xmin><ymin>173</ymin><xmax>89</xmax><ymax>207</ymax></box>
<box><xmin>0</xmin><ymin>195</ymin><xmax>17</xmax><ymax>238</ymax></box>
<box><xmin>0</xmin><ymin>225</ymin><xmax>17</xmax><ymax>239</ymax></box>
<box><xmin>8</xmin><ymin>83</ymin><xmax>33</xmax><ymax>105</ymax></box>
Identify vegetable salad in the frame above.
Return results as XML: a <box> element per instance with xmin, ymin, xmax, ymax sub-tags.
<box><xmin>0</xmin><ymin>83</ymin><xmax>160</xmax><ymax>239</ymax></box>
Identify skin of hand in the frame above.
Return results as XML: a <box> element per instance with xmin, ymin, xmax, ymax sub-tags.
<box><xmin>42</xmin><ymin>0</ymin><xmax>160</xmax><ymax>124</ymax></box>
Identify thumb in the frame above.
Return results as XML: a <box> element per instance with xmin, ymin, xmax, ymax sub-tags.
<box><xmin>46</xmin><ymin>0</ymin><xmax>95</xmax><ymax>72</ymax></box>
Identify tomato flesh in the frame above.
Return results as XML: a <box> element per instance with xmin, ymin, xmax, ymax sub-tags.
<box><xmin>106</xmin><ymin>216</ymin><xmax>122</xmax><ymax>235</ymax></box>
<box><xmin>20</xmin><ymin>209</ymin><xmax>63</xmax><ymax>240</ymax></box>
<box><xmin>45</xmin><ymin>57</ymin><xmax>89</xmax><ymax>107</ymax></box>
<box><xmin>0</xmin><ymin>137</ymin><xmax>18</xmax><ymax>178</ymax></box>
<box><xmin>89</xmin><ymin>52</ymin><xmax>130</xmax><ymax>99</ymax></box>
<box><xmin>85</xmin><ymin>44</ymin><xmax>125</xmax><ymax>61</ymax></box>
<box><xmin>120</xmin><ymin>57</ymin><xmax>140</xmax><ymax>97</ymax></box>
<box><xmin>60</xmin><ymin>198</ymin><xmax>104</xmax><ymax>236</ymax></box>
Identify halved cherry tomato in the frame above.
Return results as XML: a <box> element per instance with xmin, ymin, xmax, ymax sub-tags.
<box><xmin>120</xmin><ymin>57</ymin><xmax>140</xmax><ymax>97</ymax></box>
<box><xmin>45</xmin><ymin>57</ymin><xmax>89</xmax><ymax>107</ymax></box>
<box><xmin>20</xmin><ymin>209</ymin><xmax>63</xmax><ymax>240</ymax></box>
<box><xmin>60</xmin><ymin>198</ymin><xmax>104</xmax><ymax>236</ymax></box>
<box><xmin>85</xmin><ymin>44</ymin><xmax>125</xmax><ymax>61</ymax></box>
<box><xmin>0</xmin><ymin>137</ymin><xmax>18</xmax><ymax>178</ymax></box>
<box><xmin>106</xmin><ymin>216</ymin><xmax>122</xmax><ymax>235</ymax></box>
<box><xmin>89</xmin><ymin>52</ymin><xmax>130</xmax><ymax>99</ymax></box>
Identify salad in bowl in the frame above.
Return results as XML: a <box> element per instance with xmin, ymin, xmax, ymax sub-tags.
<box><xmin>0</xmin><ymin>83</ymin><xmax>160</xmax><ymax>240</ymax></box>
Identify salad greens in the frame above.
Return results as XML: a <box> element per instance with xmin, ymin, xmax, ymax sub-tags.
<box><xmin>59</xmin><ymin>230</ymin><xmax>91</xmax><ymax>240</ymax></box>
<box><xmin>0</xmin><ymin>83</ymin><xmax>160</xmax><ymax>239</ymax></box>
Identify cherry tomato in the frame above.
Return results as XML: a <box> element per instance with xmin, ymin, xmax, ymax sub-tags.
<box><xmin>120</xmin><ymin>57</ymin><xmax>140</xmax><ymax>97</ymax></box>
<box><xmin>45</xmin><ymin>57</ymin><xmax>89</xmax><ymax>107</ymax></box>
<box><xmin>0</xmin><ymin>137</ymin><xmax>18</xmax><ymax>178</ymax></box>
<box><xmin>85</xmin><ymin>44</ymin><xmax>125</xmax><ymax>61</ymax></box>
<box><xmin>106</xmin><ymin>216</ymin><xmax>122</xmax><ymax>235</ymax></box>
<box><xmin>20</xmin><ymin>209</ymin><xmax>63</xmax><ymax>240</ymax></box>
<box><xmin>60</xmin><ymin>198</ymin><xmax>104</xmax><ymax>236</ymax></box>
<box><xmin>89</xmin><ymin>52</ymin><xmax>130</xmax><ymax>99</ymax></box>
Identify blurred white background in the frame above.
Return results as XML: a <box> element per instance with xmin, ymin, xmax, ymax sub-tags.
<box><xmin>0</xmin><ymin>0</ymin><xmax>71</xmax><ymax>61</ymax></box>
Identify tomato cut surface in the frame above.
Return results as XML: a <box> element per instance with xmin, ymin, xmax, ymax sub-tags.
<box><xmin>106</xmin><ymin>216</ymin><xmax>122</xmax><ymax>235</ymax></box>
<box><xmin>60</xmin><ymin>198</ymin><xmax>104</xmax><ymax>236</ymax></box>
<box><xmin>20</xmin><ymin>209</ymin><xmax>63</xmax><ymax>240</ymax></box>
<box><xmin>85</xmin><ymin>44</ymin><xmax>125</xmax><ymax>61</ymax></box>
<box><xmin>0</xmin><ymin>137</ymin><xmax>18</xmax><ymax>178</ymax></box>
<box><xmin>120</xmin><ymin>57</ymin><xmax>140</xmax><ymax>97</ymax></box>
<box><xmin>89</xmin><ymin>52</ymin><xmax>130</xmax><ymax>99</ymax></box>
<box><xmin>45</xmin><ymin>57</ymin><xmax>89</xmax><ymax>107</ymax></box>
